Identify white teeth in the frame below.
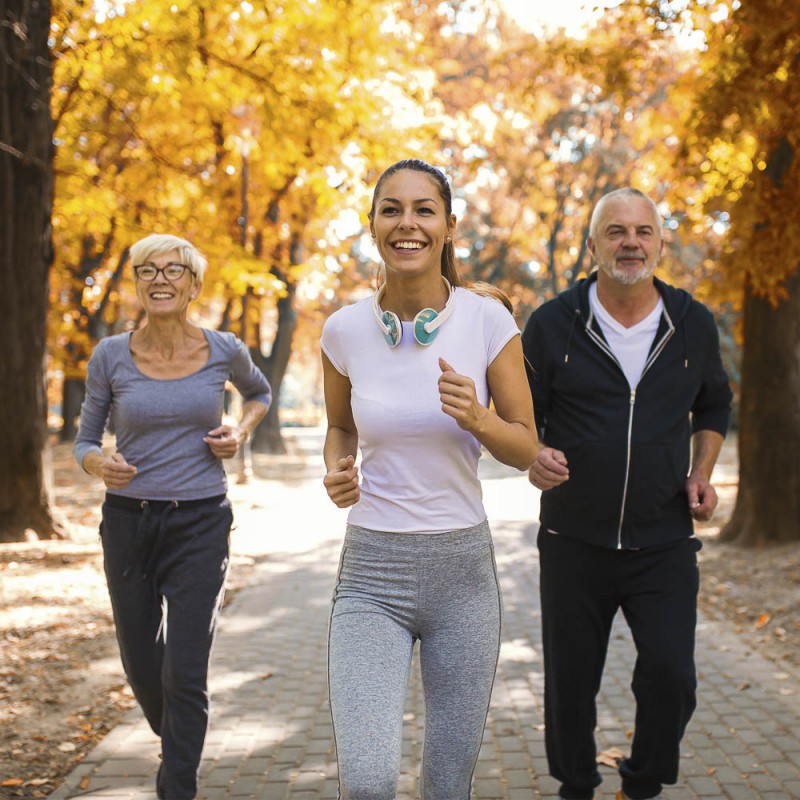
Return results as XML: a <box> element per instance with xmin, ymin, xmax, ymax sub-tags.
<box><xmin>151</xmin><ymin>293</ymin><xmax>173</xmax><ymax>299</ymax></box>
<box><xmin>394</xmin><ymin>241</ymin><xmax>423</xmax><ymax>250</ymax></box>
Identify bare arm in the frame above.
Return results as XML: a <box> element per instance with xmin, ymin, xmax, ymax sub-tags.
<box><xmin>438</xmin><ymin>336</ymin><xmax>540</xmax><ymax>471</ymax></box>
<box><xmin>686</xmin><ymin>429</ymin><xmax>725</xmax><ymax>521</ymax></box>
<box><xmin>321</xmin><ymin>353</ymin><xmax>360</xmax><ymax>508</ymax></box>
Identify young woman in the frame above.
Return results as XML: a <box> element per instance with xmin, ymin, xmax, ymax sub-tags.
<box><xmin>321</xmin><ymin>159</ymin><xmax>539</xmax><ymax>799</ymax></box>
<box><xmin>74</xmin><ymin>234</ymin><xmax>270</xmax><ymax>800</ymax></box>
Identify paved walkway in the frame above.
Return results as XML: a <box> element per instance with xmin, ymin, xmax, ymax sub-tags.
<box><xmin>49</xmin><ymin>431</ymin><xmax>800</xmax><ymax>800</ymax></box>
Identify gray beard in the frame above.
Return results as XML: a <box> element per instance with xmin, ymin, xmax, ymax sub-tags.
<box><xmin>602</xmin><ymin>261</ymin><xmax>656</xmax><ymax>286</ymax></box>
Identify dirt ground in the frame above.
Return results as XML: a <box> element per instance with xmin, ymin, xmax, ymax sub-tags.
<box><xmin>689</xmin><ymin>438</ymin><xmax>800</xmax><ymax>670</ymax></box>
<box><xmin>1</xmin><ymin>437</ymin><xmax>799</xmax><ymax>797</ymax></box>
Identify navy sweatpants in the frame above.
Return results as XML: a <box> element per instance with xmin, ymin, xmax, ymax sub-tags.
<box><xmin>538</xmin><ymin>530</ymin><xmax>701</xmax><ymax>800</ymax></box>
<box><xmin>100</xmin><ymin>493</ymin><xmax>232</xmax><ymax>800</ymax></box>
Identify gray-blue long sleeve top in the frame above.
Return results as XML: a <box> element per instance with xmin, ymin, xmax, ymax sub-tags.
<box><xmin>73</xmin><ymin>329</ymin><xmax>271</xmax><ymax>501</ymax></box>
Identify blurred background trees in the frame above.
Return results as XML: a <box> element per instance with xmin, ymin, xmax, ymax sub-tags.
<box><xmin>3</xmin><ymin>0</ymin><xmax>799</xmax><ymax>543</ymax></box>
<box><xmin>680</xmin><ymin>0</ymin><xmax>800</xmax><ymax>545</ymax></box>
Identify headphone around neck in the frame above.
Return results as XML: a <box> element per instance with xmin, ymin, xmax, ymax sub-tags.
<box><xmin>373</xmin><ymin>277</ymin><xmax>455</xmax><ymax>348</ymax></box>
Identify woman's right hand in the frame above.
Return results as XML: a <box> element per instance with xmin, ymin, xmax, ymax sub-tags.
<box><xmin>98</xmin><ymin>452</ymin><xmax>138</xmax><ymax>491</ymax></box>
<box><xmin>323</xmin><ymin>455</ymin><xmax>360</xmax><ymax>508</ymax></box>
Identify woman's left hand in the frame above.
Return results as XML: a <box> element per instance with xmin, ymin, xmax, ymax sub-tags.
<box><xmin>204</xmin><ymin>425</ymin><xmax>247</xmax><ymax>459</ymax></box>
<box><xmin>438</xmin><ymin>357</ymin><xmax>487</xmax><ymax>433</ymax></box>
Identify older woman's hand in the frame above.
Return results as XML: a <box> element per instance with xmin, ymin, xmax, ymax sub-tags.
<box><xmin>99</xmin><ymin>452</ymin><xmax>138</xmax><ymax>490</ymax></box>
<box><xmin>204</xmin><ymin>425</ymin><xmax>247</xmax><ymax>459</ymax></box>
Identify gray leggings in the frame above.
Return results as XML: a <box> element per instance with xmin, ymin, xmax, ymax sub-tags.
<box><xmin>328</xmin><ymin>520</ymin><xmax>502</xmax><ymax>800</ymax></box>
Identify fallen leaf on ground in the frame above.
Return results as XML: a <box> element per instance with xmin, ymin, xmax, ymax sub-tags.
<box><xmin>596</xmin><ymin>747</ymin><xmax>626</xmax><ymax>767</ymax></box>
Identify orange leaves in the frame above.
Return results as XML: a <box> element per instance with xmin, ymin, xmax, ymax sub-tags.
<box><xmin>754</xmin><ymin>612</ymin><xmax>771</xmax><ymax>629</ymax></box>
<box><xmin>1</xmin><ymin>777</ymin><xmax>53</xmax><ymax>789</ymax></box>
<box><xmin>681</xmin><ymin>0</ymin><xmax>800</xmax><ymax>304</ymax></box>
<box><xmin>49</xmin><ymin>0</ymin><xmax>428</xmax><ymax>344</ymax></box>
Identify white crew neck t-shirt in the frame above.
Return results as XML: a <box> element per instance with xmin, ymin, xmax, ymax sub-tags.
<box><xmin>589</xmin><ymin>282</ymin><xmax>664</xmax><ymax>389</ymax></box>
<box><xmin>321</xmin><ymin>287</ymin><xmax>519</xmax><ymax>533</ymax></box>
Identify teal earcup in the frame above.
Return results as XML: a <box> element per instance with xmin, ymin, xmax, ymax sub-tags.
<box><xmin>413</xmin><ymin>308</ymin><xmax>439</xmax><ymax>346</ymax></box>
<box><xmin>382</xmin><ymin>311</ymin><xmax>402</xmax><ymax>348</ymax></box>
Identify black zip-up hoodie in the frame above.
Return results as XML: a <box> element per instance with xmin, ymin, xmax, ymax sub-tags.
<box><xmin>521</xmin><ymin>273</ymin><xmax>732</xmax><ymax>550</ymax></box>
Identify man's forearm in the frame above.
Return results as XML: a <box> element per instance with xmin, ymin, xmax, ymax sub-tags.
<box><xmin>690</xmin><ymin>430</ymin><xmax>725</xmax><ymax>480</ymax></box>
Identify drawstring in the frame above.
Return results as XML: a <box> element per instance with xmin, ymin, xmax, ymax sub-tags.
<box><xmin>681</xmin><ymin>319</ymin><xmax>689</xmax><ymax>368</ymax></box>
<box><xmin>122</xmin><ymin>500</ymin><xmax>179</xmax><ymax>597</ymax></box>
<box><xmin>122</xmin><ymin>501</ymin><xmax>152</xmax><ymax>578</ymax></box>
<box><xmin>564</xmin><ymin>306</ymin><xmax>581</xmax><ymax>363</ymax></box>
<box><xmin>142</xmin><ymin>500</ymin><xmax>178</xmax><ymax>582</ymax></box>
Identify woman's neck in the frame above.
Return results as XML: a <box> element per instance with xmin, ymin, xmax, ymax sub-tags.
<box><xmin>135</xmin><ymin>316</ymin><xmax>202</xmax><ymax>354</ymax></box>
<box><xmin>381</xmin><ymin>274</ymin><xmax>449</xmax><ymax>320</ymax></box>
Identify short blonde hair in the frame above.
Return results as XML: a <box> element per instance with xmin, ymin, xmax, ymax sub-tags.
<box><xmin>129</xmin><ymin>234</ymin><xmax>208</xmax><ymax>282</ymax></box>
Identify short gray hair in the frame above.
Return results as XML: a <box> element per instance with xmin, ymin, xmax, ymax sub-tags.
<box><xmin>129</xmin><ymin>234</ymin><xmax>208</xmax><ymax>282</ymax></box>
<box><xmin>589</xmin><ymin>188</ymin><xmax>662</xmax><ymax>239</ymax></box>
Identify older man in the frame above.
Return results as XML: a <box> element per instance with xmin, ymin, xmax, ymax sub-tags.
<box><xmin>521</xmin><ymin>188</ymin><xmax>732</xmax><ymax>800</ymax></box>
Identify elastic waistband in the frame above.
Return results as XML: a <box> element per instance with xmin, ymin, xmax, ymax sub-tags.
<box><xmin>345</xmin><ymin>519</ymin><xmax>491</xmax><ymax>555</ymax></box>
<box><xmin>104</xmin><ymin>493</ymin><xmax>226</xmax><ymax>511</ymax></box>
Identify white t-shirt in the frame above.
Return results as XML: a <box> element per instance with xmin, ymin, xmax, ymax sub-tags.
<box><xmin>589</xmin><ymin>282</ymin><xmax>663</xmax><ymax>389</ymax></box>
<box><xmin>321</xmin><ymin>287</ymin><xmax>519</xmax><ymax>533</ymax></box>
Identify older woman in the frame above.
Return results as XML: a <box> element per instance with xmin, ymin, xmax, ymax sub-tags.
<box><xmin>74</xmin><ymin>233</ymin><xmax>270</xmax><ymax>800</ymax></box>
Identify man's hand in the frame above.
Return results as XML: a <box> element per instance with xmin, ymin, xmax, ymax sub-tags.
<box><xmin>686</xmin><ymin>473</ymin><xmax>718</xmax><ymax>521</ymax></box>
<box><xmin>528</xmin><ymin>446</ymin><xmax>569</xmax><ymax>491</ymax></box>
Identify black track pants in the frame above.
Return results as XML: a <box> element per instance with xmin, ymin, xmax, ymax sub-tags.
<box><xmin>538</xmin><ymin>531</ymin><xmax>700</xmax><ymax>800</ymax></box>
<box><xmin>100</xmin><ymin>493</ymin><xmax>232</xmax><ymax>800</ymax></box>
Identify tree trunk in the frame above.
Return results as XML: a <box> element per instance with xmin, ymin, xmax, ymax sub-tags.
<box><xmin>250</xmin><ymin>281</ymin><xmax>298</xmax><ymax>454</ymax></box>
<box><xmin>721</xmin><ymin>271</ymin><xmax>800</xmax><ymax>545</ymax></box>
<box><xmin>0</xmin><ymin>0</ymin><xmax>61</xmax><ymax>542</ymax></box>
<box><xmin>58</xmin><ymin>241</ymin><xmax>126</xmax><ymax>440</ymax></box>
<box><xmin>60</xmin><ymin>377</ymin><xmax>86</xmax><ymax>442</ymax></box>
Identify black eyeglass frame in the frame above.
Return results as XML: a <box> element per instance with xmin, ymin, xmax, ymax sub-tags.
<box><xmin>133</xmin><ymin>262</ymin><xmax>194</xmax><ymax>282</ymax></box>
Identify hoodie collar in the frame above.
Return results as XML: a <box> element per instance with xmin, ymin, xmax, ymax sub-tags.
<box><xmin>560</xmin><ymin>271</ymin><xmax>693</xmax><ymax>326</ymax></box>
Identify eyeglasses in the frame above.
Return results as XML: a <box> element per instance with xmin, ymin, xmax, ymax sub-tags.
<box><xmin>133</xmin><ymin>262</ymin><xmax>193</xmax><ymax>282</ymax></box>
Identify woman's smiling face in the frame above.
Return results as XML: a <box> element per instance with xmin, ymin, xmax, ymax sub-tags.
<box><xmin>370</xmin><ymin>169</ymin><xmax>456</xmax><ymax>279</ymax></box>
<box><xmin>133</xmin><ymin>248</ymin><xmax>198</xmax><ymax>318</ymax></box>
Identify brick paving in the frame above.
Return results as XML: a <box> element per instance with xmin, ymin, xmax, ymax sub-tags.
<box><xmin>49</xmin><ymin>431</ymin><xmax>800</xmax><ymax>800</ymax></box>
